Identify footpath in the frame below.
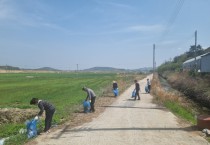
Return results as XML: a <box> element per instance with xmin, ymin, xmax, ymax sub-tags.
<box><xmin>31</xmin><ymin>76</ymin><xmax>209</xmax><ymax>145</ymax></box>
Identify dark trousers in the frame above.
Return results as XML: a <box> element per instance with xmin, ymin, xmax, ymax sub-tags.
<box><xmin>148</xmin><ymin>85</ymin><xmax>151</xmax><ymax>93</ymax></box>
<box><xmin>135</xmin><ymin>90</ymin><xmax>140</xmax><ymax>100</ymax></box>
<box><xmin>90</xmin><ymin>97</ymin><xmax>96</xmax><ymax>112</ymax></box>
<box><xmin>44</xmin><ymin>109</ymin><xmax>55</xmax><ymax>132</ymax></box>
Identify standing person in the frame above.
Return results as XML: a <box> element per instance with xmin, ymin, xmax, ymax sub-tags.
<box><xmin>147</xmin><ymin>78</ymin><xmax>151</xmax><ymax>93</ymax></box>
<box><xmin>30</xmin><ymin>98</ymin><xmax>55</xmax><ymax>133</ymax></box>
<box><xmin>112</xmin><ymin>81</ymin><xmax>119</xmax><ymax>97</ymax></box>
<box><xmin>134</xmin><ymin>80</ymin><xmax>140</xmax><ymax>100</ymax></box>
<box><xmin>82</xmin><ymin>87</ymin><xmax>96</xmax><ymax>112</ymax></box>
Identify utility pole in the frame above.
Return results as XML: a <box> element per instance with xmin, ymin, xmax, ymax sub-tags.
<box><xmin>194</xmin><ymin>30</ymin><xmax>197</xmax><ymax>72</ymax></box>
<box><xmin>153</xmin><ymin>44</ymin><xmax>155</xmax><ymax>75</ymax></box>
<box><xmin>77</xmin><ymin>64</ymin><xmax>79</xmax><ymax>72</ymax></box>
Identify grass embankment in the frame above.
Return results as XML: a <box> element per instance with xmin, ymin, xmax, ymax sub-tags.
<box><xmin>0</xmin><ymin>72</ymin><xmax>143</xmax><ymax>145</ymax></box>
<box><xmin>161</xmin><ymin>71</ymin><xmax>210</xmax><ymax>109</ymax></box>
<box><xmin>151</xmin><ymin>73</ymin><xmax>197</xmax><ymax>124</ymax></box>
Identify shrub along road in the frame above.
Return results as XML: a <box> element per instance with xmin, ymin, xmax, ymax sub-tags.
<box><xmin>30</xmin><ymin>76</ymin><xmax>209</xmax><ymax>145</ymax></box>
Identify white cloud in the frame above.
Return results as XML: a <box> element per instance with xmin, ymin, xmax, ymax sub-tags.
<box><xmin>0</xmin><ymin>0</ymin><xmax>67</xmax><ymax>32</ymax></box>
<box><xmin>0</xmin><ymin>0</ymin><xmax>15</xmax><ymax>20</ymax></box>
<box><xmin>125</xmin><ymin>24</ymin><xmax>165</xmax><ymax>32</ymax></box>
<box><xmin>159</xmin><ymin>40</ymin><xmax>177</xmax><ymax>45</ymax></box>
<box><xmin>94</xmin><ymin>0</ymin><xmax>133</xmax><ymax>9</ymax></box>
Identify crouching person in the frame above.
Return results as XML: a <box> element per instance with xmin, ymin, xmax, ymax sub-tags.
<box><xmin>30</xmin><ymin>98</ymin><xmax>55</xmax><ymax>133</ymax></box>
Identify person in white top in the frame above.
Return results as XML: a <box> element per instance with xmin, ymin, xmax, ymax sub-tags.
<box><xmin>147</xmin><ymin>79</ymin><xmax>151</xmax><ymax>93</ymax></box>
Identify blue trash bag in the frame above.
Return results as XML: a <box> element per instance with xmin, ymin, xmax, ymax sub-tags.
<box><xmin>113</xmin><ymin>89</ymin><xmax>119</xmax><ymax>96</ymax></box>
<box><xmin>132</xmin><ymin>90</ymin><xmax>136</xmax><ymax>98</ymax></box>
<box><xmin>145</xmin><ymin>85</ymin><xmax>149</xmax><ymax>93</ymax></box>
<box><xmin>83</xmin><ymin>100</ymin><xmax>90</xmax><ymax>113</ymax></box>
<box><xmin>26</xmin><ymin>119</ymin><xmax>38</xmax><ymax>138</ymax></box>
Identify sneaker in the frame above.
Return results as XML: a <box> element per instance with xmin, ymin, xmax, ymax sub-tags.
<box><xmin>46</xmin><ymin>130</ymin><xmax>50</xmax><ymax>134</ymax></box>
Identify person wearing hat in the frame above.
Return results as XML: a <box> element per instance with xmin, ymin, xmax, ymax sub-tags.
<box><xmin>30</xmin><ymin>98</ymin><xmax>55</xmax><ymax>133</ymax></box>
<box><xmin>82</xmin><ymin>87</ymin><xmax>96</xmax><ymax>112</ymax></box>
<box><xmin>112</xmin><ymin>81</ymin><xmax>119</xmax><ymax>97</ymax></box>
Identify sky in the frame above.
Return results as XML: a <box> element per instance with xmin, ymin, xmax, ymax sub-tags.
<box><xmin>0</xmin><ymin>0</ymin><xmax>210</xmax><ymax>70</ymax></box>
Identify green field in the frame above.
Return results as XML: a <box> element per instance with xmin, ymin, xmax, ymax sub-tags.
<box><xmin>0</xmin><ymin>72</ymin><xmax>141</xmax><ymax>144</ymax></box>
<box><xmin>0</xmin><ymin>72</ymin><xmax>126</xmax><ymax>120</ymax></box>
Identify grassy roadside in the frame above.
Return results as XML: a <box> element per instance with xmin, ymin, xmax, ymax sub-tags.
<box><xmin>151</xmin><ymin>73</ymin><xmax>197</xmax><ymax>125</ymax></box>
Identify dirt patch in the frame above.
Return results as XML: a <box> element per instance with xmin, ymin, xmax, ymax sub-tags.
<box><xmin>0</xmin><ymin>108</ymin><xmax>37</xmax><ymax>125</ymax></box>
<box><xmin>68</xmin><ymin>96</ymin><xmax>116</xmax><ymax>128</ymax></box>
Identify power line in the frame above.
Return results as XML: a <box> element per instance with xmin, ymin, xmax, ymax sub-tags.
<box><xmin>158</xmin><ymin>0</ymin><xmax>185</xmax><ymax>42</ymax></box>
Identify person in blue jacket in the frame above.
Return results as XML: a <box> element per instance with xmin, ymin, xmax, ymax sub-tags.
<box><xmin>30</xmin><ymin>98</ymin><xmax>55</xmax><ymax>133</ymax></box>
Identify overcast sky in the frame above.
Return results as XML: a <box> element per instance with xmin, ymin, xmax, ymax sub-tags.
<box><xmin>0</xmin><ymin>0</ymin><xmax>210</xmax><ymax>70</ymax></box>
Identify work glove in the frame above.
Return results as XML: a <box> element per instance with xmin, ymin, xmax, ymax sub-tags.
<box><xmin>34</xmin><ymin>116</ymin><xmax>39</xmax><ymax>120</ymax></box>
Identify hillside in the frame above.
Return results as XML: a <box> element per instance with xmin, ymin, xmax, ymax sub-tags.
<box><xmin>82</xmin><ymin>67</ymin><xmax>127</xmax><ymax>72</ymax></box>
<box><xmin>0</xmin><ymin>65</ymin><xmax>20</xmax><ymax>70</ymax></box>
<box><xmin>82</xmin><ymin>66</ymin><xmax>152</xmax><ymax>73</ymax></box>
<box><xmin>34</xmin><ymin>67</ymin><xmax>60</xmax><ymax>71</ymax></box>
<box><xmin>0</xmin><ymin>65</ymin><xmax>152</xmax><ymax>73</ymax></box>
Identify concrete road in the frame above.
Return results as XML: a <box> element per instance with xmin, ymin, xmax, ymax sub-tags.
<box><xmin>34</xmin><ymin>76</ymin><xmax>209</xmax><ymax>145</ymax></box>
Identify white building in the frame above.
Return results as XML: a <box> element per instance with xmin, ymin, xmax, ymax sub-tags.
<box><xmin>183</xmin><ymin>52</ymin><xmax>210</xmax><ymax>72</ymax></box>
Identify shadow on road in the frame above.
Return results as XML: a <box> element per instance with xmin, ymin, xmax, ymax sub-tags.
<box><xmin>50</xmin><ymin>124</ymin><xmax>197</xmax><ymax>140</ymax></box>
<box><xmin>51</xmin><ymin>126</ymin><xmax>197</xmax><ymax>139</ymax></box>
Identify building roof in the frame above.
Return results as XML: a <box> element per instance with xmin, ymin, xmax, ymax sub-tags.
<box><xmin>183</xmin><ymin>52</ymin><xmax>210</xmax><ymax>64</ymax></box>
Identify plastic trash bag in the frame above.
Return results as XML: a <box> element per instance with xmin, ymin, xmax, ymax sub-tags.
<box><xmin>26</xmin><ymin>119</ymin><xmax>38</xmax><ymax>138</ymax></box>
<box><xmin>113</xmin><ymin>89</ymin><xmax>119</xmax><ymax>96</ymax></box>
<box><xmin>132</xmin><ymin>90</ymin><xmax>136</xmax><ymax>98</ymax></box>
<box><xmin>0</xmin><ymin>138</ymin><xmax>5</xmax><ymax>145</ymax></box>
<box><xmin>83</xmin><ymin>100</ymin><xmax>90</xmax><ymax>113</ymax></box>
<box><xmin>145</xmin><ymin>85</ymin><xmax>149</xmax><ymax>93</ymax></box>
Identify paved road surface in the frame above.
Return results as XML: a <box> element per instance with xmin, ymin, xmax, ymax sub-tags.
<box><xmin>34</xmin><ymin>76</ymin><xmax>209</xmax><ymax>145</ymax></box>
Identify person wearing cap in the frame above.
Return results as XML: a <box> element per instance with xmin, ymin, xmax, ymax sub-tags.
<box><xmin>30</xmin><ymin>98</ymin><xmax>55</xmax><ymax>133</ymax></box>
<box><xmin>82</xmin><ymin>87</ymin><xmax>96</xmax><ymax>112</ymax></box>
<box><xmin>134</xmin><ymin>80</ymin><xmax>140</xmax><ymax>100</ymax></box>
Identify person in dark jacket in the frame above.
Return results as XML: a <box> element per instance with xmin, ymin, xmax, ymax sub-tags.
<box><xmin>82</xmin><ymin>87</ymin><xmax>96</xmax><ymax>112</ymax></box>
<box><xmin>113</xmin><ymin>81</ymin><xmax>118</xmax><ymax>90</ymax></box>
<box><xmin>134</xmin><ymin>80</ymin><xmax>140</xmax><ymax>100</ymax></box>
<box><xmin>30</xmin><ymin>98</ymin><xmax>55</xmax><ymax>133</ymax></box>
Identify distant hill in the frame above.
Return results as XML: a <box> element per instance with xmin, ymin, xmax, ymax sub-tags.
<box><xmin>82</xmin><ymin>66</ymin><xmax>152</xmax><ymax>73</ymax></box>
<box><xmin>134</xmin><ymin>67</ymin><xmax>153</xmax><ymax>72</ymax></box>
<box><xmin>0</xmin><ymin>66</ymin><xmax>60</xmax><ymax>71</ymax></box>
<box><xmin>35</xmin><ymin>67</ymin><xmax>60</xmax><ymax>71</ymax></box>
<box><xmin>82</xmin><ymin>67</ymin><xmax>126</xmax><ymax>72</ymax></box>
<box><xmin>0</xmin><ymin>65</ymin><xmax>20</xmax><ymax>70</ymax></box>
<box><xmin>0</xmin><ymin>65</ymin><xmax>152</xmax><ymax>72</ymax></box>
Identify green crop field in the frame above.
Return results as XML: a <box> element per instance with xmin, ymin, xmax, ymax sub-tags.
<box><xmin>0</xmin><ymin>72</ymin><xmax>123</xmax><ymax>120</ymax></box>
<box><xmin>0</xmin><ymin>72</ymin><xmax>142</xmax><ymax>144</ymax></box>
